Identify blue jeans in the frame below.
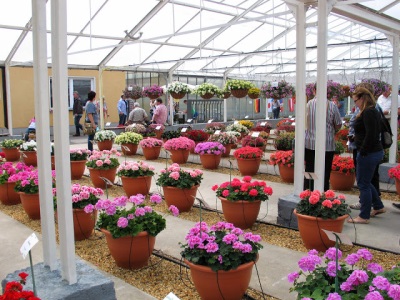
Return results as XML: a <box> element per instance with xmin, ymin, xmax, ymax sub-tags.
<box><xmin>273</xmin><ymin>108</ymin><xmax>280</xmax><ymax>119</ymax></box>
<box><xmin>88</xmin><ymin>133</ymin><xmax>95</xmax><ymax>151</ymax></box>
<box><xmin>119</xmin><ymin>114</ymin><xmax>126</xmax><ymax>125</ymax></box>
<box><xmin>74</xmin><ymin>114</ymin><xmax>83</xmax><ymax>134</ymax></box>
<box><xmin>356</xmin><ymin>150</ymin><xmax>384</xmax><ymax>219</ymax></box>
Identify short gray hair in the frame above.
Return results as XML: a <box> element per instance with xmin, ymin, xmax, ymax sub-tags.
<box><xmin>134</xmin><ymin>102</ymin><xmax>140</xmax><ymax>107</ymax></box>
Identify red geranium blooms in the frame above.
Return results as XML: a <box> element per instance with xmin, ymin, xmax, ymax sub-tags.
<box><xmin>233</xmin><ymin>146</ymin><xmax>263</xmax><ymax>159</ymax></box>
<box><xmin>331</xmin><ymin>156</ymin><xmax>355</xmax><ymax>175</ymax></box>
<box><xmin>0</xmin><ymin>272</ymin><xmax>40</xmax><ymax>300</ymax></box>
<box><xmin>269</xmin><ymin>150</ymin><xmax>294</xmax><ymax>167</ymax></box>
<box><xmin>388</xmin><ymin>164</ymin><xmax>400</xmax><ymax>180</ymax></box>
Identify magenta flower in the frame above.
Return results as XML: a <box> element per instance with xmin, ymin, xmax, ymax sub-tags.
<box><xmin>388</xmin><ymin>285</ymin><xmax>400</xmax><ymax>300</ymax></box>
<box><xmin>372</xmin><ymin>276</ymin><xmax>390</xmax><ymax>291</ymax></box>
<box><xmin>326</xmin><ymin>293</ymin><xmax>342</xmax><ymax>300</ymax></box>
<box><xmin>287</xmin><ymin>272</ymin><xmax>299</xmax><ymax>283</ymax></box>
<box><xmin>168</xmin><ymin>205</ymin><xmax>179</xmax><ymax>217</ymax></box>
<box><xmin>150</xmin><ymin>193</ymin><xmax>162</xmax><ymax>204</ymax></box>
<box><xmin>364</xmin><ymin>291</ymin><xmax>384</xmax><ymax>300</ymax></box>
<box><xmin>117</xmin><ymin>217</ymin><xmax>129</xmax><ymax>228</ymax></box>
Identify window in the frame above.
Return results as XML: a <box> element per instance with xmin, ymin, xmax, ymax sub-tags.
<box><xmin>49</xmin><ymin>77</ymin><xmax>95</xmax><ymax>109</ymax></box>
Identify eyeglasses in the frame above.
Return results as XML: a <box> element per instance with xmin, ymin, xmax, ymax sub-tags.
<box><xmin>354</xmin><ymin>98</ymin><xmax>360</xmax><ymax>103</ymax></box>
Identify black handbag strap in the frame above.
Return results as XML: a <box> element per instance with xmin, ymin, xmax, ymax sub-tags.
<box><xmin>378</xmin><ymin>106</ymin><xmax>392</xmax><ymax>135</ymax></box>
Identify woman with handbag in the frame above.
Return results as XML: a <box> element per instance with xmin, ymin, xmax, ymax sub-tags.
<box><xmin>85</xmin><ymin>91</ymin><xmax>98</xmax><ymax>151</ymax></box>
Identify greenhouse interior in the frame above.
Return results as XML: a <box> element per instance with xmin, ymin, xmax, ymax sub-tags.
<box><xmin>0</xmin><ymin>1</ymin><xmax>400</xmax><ymax>300</ymax></box>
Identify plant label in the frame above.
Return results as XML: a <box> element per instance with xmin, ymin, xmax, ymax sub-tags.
<box><xmin>214</xmin><ymin>130</ymin><xmax>221</xmax><ymax>135</ymax></box>
<box><xmin>105</xmin><ymin>122</ymin><xmax>111</xmax><ymax>127</ymax></box>
<box><xmin>291</xmin><ymin>122</ymin><xmax>296</xmax><ymax>126</ymax></box>
<box><xmin>208</xmin><ymin>119</ymin><xmax>213</xmax><ymax>123</ymax></box>
<box><xmin>156</xmin><ymin>126</ymin><xmax>161</xmax><ymax>130</ymax></box>
<box><xmin>321</xmin><ymin>230</ymin><xmax>353</xmax><ymax>246</ymax></box>
<box><xmin>234</xmin><ymin>121</ymin><xmax>239</xmax><ymax>124</ymax></box>
<box><xmin>187</xmin><ymin>119</ymin><xmax>192</xmax><ymax>123</ymax></box>
<box><xmin>260</xmin><ymin>122</ymin><xmax>266</xmax><ymax>126</ymax></box>
<box><xmin>181</xmin><ymin>128</ymin><xmax>188</xmax><ymax>132</ymax></box>
<box><xmin>163</xmin><ymin>292</ymin><xmax>181</xmax><ymax>300</ymax></box>
<box><xmin>251</xmin><ymin>132</ymin><xmax>260</xmax><ymax>137</ymax></box>
<box><xmin>270</xmin><ymin>129</ymin><xmax>276</xmax><ymax>135</ymax></box>
<box><xmin>20</xmin><ymin>233</ymin><xmax>38</xmax><ymax>259</ymax></box>
<box><xmin>271</xmin><ymin>81</ymin><xmax>279</xmax><ymax>88</ymax></box>
<box><xmin>245</xmin><ymin>115</ymin><xmax>249</xmax><ymax>119</ymax></box>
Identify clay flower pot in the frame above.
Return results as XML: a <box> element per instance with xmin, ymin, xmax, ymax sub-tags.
<box><xmin>0</xmin><ymin>182</ymin><xmax>20</xmax><ymax>205</ymax></box>
<box><xmin>19</xmin><ymin>192</ymin><xmax>40</xmax><ymax>220</ymax></box>
<box><xmin>219</xmin><ymin>197</ymin><xmax>261</xmax><ymax>229</ymax></box>
<box><xmin>330</xmin><ymin>171</ymin><xmax>355</xmax><ymax>191</ymax></box>
<box><xmin>121</xmin><ymin>143</ymin><xmax>138</xmax><ymax>156</ymax></box>
<box><xmin>278</xmin><ymin>164</ymin><xmax>294</xmax><ymax>183</ymax></box>
<box><xmin>88</xmin><ymin>167</ymin><xmax>117</xmax><ymax>189</ymax></box>
<box><xmin>97</xmin><ymin>139</ymin><xmax>114</xmax><ymax>151</ymax></box>
<box><xmin>21</xmin><ymin>151</ymin><xmax>37</xmax><ymax>167</ymax></box>
<box><xmin>70</xmin><ymin>160</ymin><xmax>87</xmax><ymax>180</ymax></box>
<box><xmin>72</xmin><ymin>209</ymin><xmax>97</xmax><ymax>241</ymax></box>
<box><xmin>222</xmin><ymin>144</ymin><xmax>233</xmax><ymax>157</ymax></box>
<box><xmin>236</xmin><ymin>157</ymin><xmax>261</xmax><ymax>176</ymax></box>
<box><xmin>168</xmin><ymin>149</ymin><xmax>190</xmax><ymax>164</ymax></box>
<box><xmin>142</xmin><ymin>146</ymin><xmax>161</xmax><ymax>160</ymax></box>
<box><xmin>162</xmin><ymin>185</ymin><xmax>198</xmax><ymax>212</ymax></box>
<box><xmin>2</xmin><ymin>147</ymin><xmax>20</xmax><ymax>162</ymax></box>
<box><xmin>120</xmin><ymin>176</ymin><xmax>152</xmax><ymax>197</ymax></box>
<box><xmin>199</xmin><ymin>154</ymin><xmax>221</xmax><ymax>170</ymax></box>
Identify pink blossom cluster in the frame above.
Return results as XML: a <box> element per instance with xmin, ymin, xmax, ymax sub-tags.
<box><xmin>160</xmin><ymin>163</ymin><xmax>203</xmax><ymax>181</ymax></box>
<box><xmin>299</xmin><ymin>189</ymin><xmax>344</xmax><ymax>207</ymax></box>
<box><xmin>194</xmin><ymin>141</ymin><xmax>225</xmax><ymax>155</ymax></box>
<box><xmin>69</xmin><ymin>148</ymin><xmax>91</xmax><ymax>161</ymax></box>
<box><xmin>0</xmin><ymin>162</ymin><xmax>34</xmax><ymax>182</ymax></box>
<box><xmin>117</xmin><ymin>161</ymin><xmax>155</xmax><ymax>173</ymax></box>
<box><xmin>87</xmin><ymin>149</ymin><xmax>121</xmax><ymax>168</ymax></box>
<box><xmin>139</xmin><ymin>137</ymin><xmax>163</xmax><ymax>148</ymax></box>
<box><xmin>164</xmin><ymin>137</ymin><xmax>195</xmax><ymax>151</ymax></box>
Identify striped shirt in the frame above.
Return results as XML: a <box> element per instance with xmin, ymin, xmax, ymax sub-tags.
<box><xmin>305</xmin><ymin>98</ymin><xmax>342</xmax><ymax>151</ymax></box>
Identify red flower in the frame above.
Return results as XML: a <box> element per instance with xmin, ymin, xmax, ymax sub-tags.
<box><xmin>324</xmin><ymin>190</ymin><xmax>335</xmax><ymax>198</ymax></box>
<box><xmin>309</xmin><ymin>195</ymin><xmax>320</xmax><ymax>205</ymax></box>
<box><xmin>242</xmin><ymin>176</ymin><xmax>252</xmax><ymax>182</ymax></box>
<box><xmin>322</xmin><ymin>200</ymin><xmax>333</xmax><ymax>208</ymax></box>
<box><xmin>331</xmin><ymin>156</ymin><xmax>355</xmax><ymax>175</ymax></box>
<box><xmin>19</xmin><ymin>272</ymin><xmax>29</xmax><ymax>281</ymax></box>
<box><xmin>249</xmin><ymin>189</ymin><xmax>258</xmax><ymax>196</ymax></box>
<box><xmin>388</xmin><ymin>164</ymin><xmax>400</xmax><ymax>180</ymax></box>
<box><xmin>269</xmin><ymin>150</ymin><xmax>294</xmax><ymax>167</ymax></box>
<box><xmin>211</xmin><ymin>184</ymin><xmax>218</xmax><ymax>191</ymax></box>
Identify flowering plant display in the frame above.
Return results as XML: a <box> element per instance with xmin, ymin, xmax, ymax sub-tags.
<box><xmin>142</xmin><ymin>84</ymin><xmax>164</xmax><ymax>98</ymax></box>
<box><xmin>204</xmin><ymin>122</ymin><xmax>226</xmax><ymax>134</ymax></box>
<box><xmin>296</xmin><ymin>189</ymin><xmax>351</xmax><ymax>220</ymax></box>
<box><xmin>116</xmin><ymin>161</ymin><xmax>155</xmax><ymax>178</ymax></box>
<box><xmin>53</xmin><ymin>183</ymin><xmax>104</xmax><ymax>210</ymax></box>
<box><xmin>96</xmin><ymin>194</ymin><xmax>169</xmax><ymax>239</ymax></box>
<box><xmin>161</xmin><ymin>130</ymin><xmax>181</xmax><ymax>140</ymax></box>
<box><xmin>247</xmin><ymin>87</ymin><xmax>261</xmax><ymax>98</ymax></box>
<box><xmin>226</xmin><ymin>123</ymin><xmax>250</xmax><ymax>135</ymax></box>
<box><xmin>208</xmin><ymin>132</ymin><xmax>238</xmax><ymax>145</ymax></box>
<box><xmin>238</xmin><ymin>120</ymin><xmax>254</xmax><ymax>130</ymax></box>
<box><xmin>193</xmin><ymin>82</ymin><xmax>220</xmax><ymax>97</ymax></box>
<box><xmin>225</xmin><ymin>79</ymin><xmax>254</xmax><ymax>90</ymax></box>
<box><xmin>0</xmin><ymin>272</ymin><xmax>39</xmax><ymax>300</ymax></box>
<box><xmin>342</xmin><ymin>85</ymin><xmax>351</xmax><ymax>97</ymax></box>
<box><xmin>194</xmin><ymin>142</ymin><xmax>225</xmax><ymax>155</ymax></box>
<box><xmin>139</xmin><ymin>137</ymin><xmax>163</xmax><ymax>148</ymax></box>
<box><xmin>167</xmin><ymin>82</ymin><xmax>192</xmax><ymax>94</ymax></box>
<box><xmin>114</xmin><ymin>132</ymin><xmax>143</xmax><ymax>145</ymax></box>
<box><xmin>125</xmin><ymin>123</ymin><xmax>147</xmax><ymax>134</ymax></box>
<box><xmin>85</xmin><ymin>149</ymin><xmax>121</xmax><ymax>170</ymax></box>
<box><xmin>350</xmin><ymin>78</ymin><xmax>391</xmax><ymax>99</ymax></box>
<box><xmin>331</xmin><ymin>156</ymin><xmax>355</xmax><ymax>175</ymax></box>
<box><xmin>156</xmin><ymin>163</ymin><xmax>203</xmax><ymax>189</ymax></box>
<box><xmin>1</xmin><ymin>139</ymin><xmax>24</xmax><ymax>149</ymax></box>
<box><xmin>306</xmin><ymin>82</ymin><xmax>316</xmax><ymax>100</ymax></box>
<box><xmin>288</xmin><ymin>247</ymin><xmax>400</xmax><ymax>300</ymax></box>
<box><xmin>123</xmin><ymin>85</ymin><xmax>142</xmax><ymax>99</ymax></box>
<box><xmin>254</xmin><ymin>121</ymin><xmax>272</xmax><ymax>132</ymax></box>
<box><xmin>20</xmin><ymin>140</ymin><xmax>37</xmax><ymax>151</ymax></box>
<box><xmin>182</xmin><ymin>129</ymin><xmax>209</xmax><ymax>142</ymax></box>
<box><xmin>327</xmin><ymin>80</ymin><xmax>345</xmax><ymax>100</ymax></box>
<box><xmin>233</xmin><ymin>146</ymin><xmax>263</xmax><ymax>159</ymax></box>
<box><xmin>212</xmin><ymin>176</ymin><xmax>273</xmax><ymax>202</ymax></box>
<box><xmin>70</xmin><ymin>148</ymin><xmax>91</xmax><ymax>161</ymax></box>
<box><xmin>335</xmin><ymin>127</ymin><xmax>349</xmax><ymax>141</ymax></box>
<box><xmin>269</xmin><ymin>150</ymin><xmax>294</xmax><ymax>167</ymax></box>
<box><xmin>388</xmin><ymin>164</ymin><xmax>400</xmax><ymax>180</ymax></box>
<box><xmin>261</xmin><ymin>80</ymin><xmax>295</xmax><ymax>99</ymax></box>
<box><xmin>94</xmin><ymin>130</ymin><xmax>117</xmax><ymax>142</ymax></box>
<box><xmin>9</xmin><ymin>169</ymin><xmax>56</xmax><ymax>194</ymax></box>
<box><xmin>241</xmin><ymin>136</ymin><xmax>266</xmax><ymax>147</ymax></box>
<box><xmin>275</xmin><ymin>132</ymin><xmax>295</xmax><ymax>151</ymax></box>
<box><xmin>0</xmin><ymin>162</ymin><xmax>34</xmax><ymax>185</ymax></box>
<box><xmin>149</xmin><ymin>123</ymin><xmax>165</xmax><ymax>132</ymax></box>
<box><xmin>335</xmin><ymin>141</ymin><xmax>346</xmax><ymax>155</ymax></box>
<box><xmin>164</xmin><ymin>137</ymin><xmax>195</xmax><ymax>151</ymax></box>
<box><xmin>180</xmin><ymin>221</ymin><xmax>263</xmax><ymax>271</ymax></box>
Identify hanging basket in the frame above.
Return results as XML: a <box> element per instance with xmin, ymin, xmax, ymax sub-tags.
<box><xmin>200</xmin><ymin>93</ymin><xmax>214</xmax><ymax>100</ymax></box>
<box><xmin>170</xmin><ymin>92</ymin><xmax>186</xmax><ymax>99</ymax></box>
<box><xmin>147</xmin><ymin>93</ymin><xmax>161</xmax><ymax>100</ymax></box>
<box><xmin>222</xmin><ymin>92</ymin><xmax>231</xmax><ymax>99</ymax></box>
<box><xmin>231</xmin><ymin>89</ymin><xmax>248</xmax><ymax>98</ymax></box>
<box><xmin>248</xmin><ymin>93</ymin><xmax>260</xmax><ymax>99</ymax></box>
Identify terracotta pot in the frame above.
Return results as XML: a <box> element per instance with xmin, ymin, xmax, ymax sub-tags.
<box><xmin>200</xmin><ymin>93</ymin><xmax>214</xmax><ymax>100</ymax></box>
<box><xmin>0</xmin><ymin>182</ymin><xmax>20</xmax><ymax>205</ymax></box>
<box><xmin>294</xmin><ymin>210</ymin><xmax>348</xmax><ymax>252</ymax></box>
<box><xmin>21</xmin><ymin>151</ymin><xmax>37</xmax><ymax>167</ymax></box>
<box><xmin>199</xmin><ymin>154</ymin><xmax>222</xmax><ymax>170</ymax></box>
<box><xmin>155</xmin><ymin>130</ymin><xmax>164</xmax><ymax>140</ymax></box>
<box><xmin>51</xmin><ymin>155</ymin><xmax>55</xmax><ymax>170</ymax></box>
<box><xmin>88</xmin><ymin>167</ymin><xmax>117</xmax><ymax>188</ymax></box>
<box><xmin>231</xmin><ymin>89</ymin><xmax>248</xmax><ymax>99</ymax></box>
<box><xmin>121</xmin><ymin>143</ymin><xmax>138</xmax><ymax>156</ymax></box>
<box><xmin>73</xmin><ymin>209</ymin><xmax>97</xmax><ymax>241</ymax></box>
<box><xmin>97</xmin><ymin>139</ymin><xmax>113</xmax><ymax>151</ymax></box>
<box><xmin>278</xmin><ymin>164</ymin><xmax>294</xmax><ymax>183</ymax></box>
<box><xmin>162</xmin><ymin>185</ymin><xmax>198</xmax><ymax>212</ymax></box>
<box><xmin>101</xmin><ymin>229</ymin><xmax>155</xmax><ymax>270</ymax></box>
<box><xmin>222</xmin><ymin>144</ymin><xmax>233</xmax><ymax>157</ymax></box>
<box><xmin>121</xmin><ymin>176</ymin><xmax>152</xmax><ymax>197</ymax></box>
<box><xmin>219</xmin><ymin>197</ymin><xmax>261</xmax><ymax>229</ymax></box>
<box><xmin>330</xmin><ymin>171</ymin><xmax>355</xmax><ymax>191</ymax></box>
<box><xmin>19</xmin><ymin>192</ymin><xmax>40</xmax><ymax>220</ymax></box>
<box><xmin>395</xmin><ymin>178</ymin><xmax>400</xmax><ymax>196</ymax></box>
<box><xmin>70</xmin><ymin>160</ymin><xmax>87</xmax><ymax>180</ymax></box>
<box><xmin>222</xmin><ymin>92</ymin><xmax>231</xmax><ymax>99</ymax></box>
<box><xmin>170</xmin><ymin>92</ymin><xmax>186</xmax><ymax>99</ymax></box>
<box><xmin>168</xmin><ymin>149</ymin><xmax>190</xmax><ymax>164</ymax></box>
<box><xmin>2</xmin><ymin>147</ymin><xmax>20</xmax><ymax>162</ymax></box>
<box><xmin>142</xmin><ymin>146</ymin><xmax>161</xmax><ymax>160</ymax></box>
<box><xmin>236</xmin><ymin>158</ymin><xmax>261</xmax><ymax>176</ymax></box>
<box><xmin>185</xmin><ymin>259</ymin><xmax>255</xmax><ymax>300</ymax></box>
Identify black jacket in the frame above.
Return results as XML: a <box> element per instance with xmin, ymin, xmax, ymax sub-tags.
<box><xmin>73</xmin><ymin>97</ymin><xmax>83</xmax><ymax>114</ymax></box>
<box><xmin>354</xmin><ymin>106</ymin><xmax>382</xmax><ymax>155</ymax></box>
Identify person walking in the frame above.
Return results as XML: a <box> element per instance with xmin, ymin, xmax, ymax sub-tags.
<box><xmin>117</xmin><ymin>94</ymin><xmax>127</xmax><ymax>127</ymax></box>
<box><xmin>72</xmin><ymin>91</ymin><xmax>84</xmax><ymax>136</ymax></box>
<box><xmin>272</xmin><ymin>98</ymin><xmax>281</xmax><ymax>119</ymax></box>
<box><xmin>85</xmin><ymin>91</ymin><xmax>98</xmax><ymax>151</ymax></box>
<box><xmin>127</xmin><ymin>102</ymin><xmax>149</xmax><ymax>125</ymax></box>
<box><xmin>348</xmin><ymin>86</ymin><xmax>386</xmax><ymax>224</ymax></box>
<box><xmin>151</xmin><ymin>98</ymin><xmax>168</xmax><ymax>125</ymax></box>
<box><xmin>304</xmin><ymin>85</ymin><xmax>342</xmax><ymax>191</ymax></box>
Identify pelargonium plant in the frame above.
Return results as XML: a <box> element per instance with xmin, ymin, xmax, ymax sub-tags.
<box><xmin>331</xmin><ymin>156</ymin><xmax>355</xmax><ymax>175</ymax></box>
<box><xmin>335</xmin><ymin>127</ymin><xmax>349</xmax><ymax>141</ymax></box>
<box><xmin>180</xmin><ymin>221</ymin><xmax>263</xmax><ymax>271</ymax></box>
<box><xmin>204</xmin><ymin>122</ymin><xmax>226</xmax><ymax>135</ymax></box>
<box><xmin>233</xmin><ymin>146</ymin><xmax>263</xmax><ymax>159</ymax></box>
<box><xmin>261</xmin><ymin>80</ymin><xmax>295</xmax><ymax>99</ymax></box>
<box><xmin>208</xmin><ymin>132</ymin><xmax>238</xmax><ymax>145</ymax></box>
<box><xmin>193</xmin><ymin>82</ymin><xmax>220</xmax><ymax>97</ymax></box>
<box><xmin>0</xmin><ymin>272</ymin><xmax>39</xmax><ymax>300</ymax></box>
<box><xmin>9</xmin><ymin>169</ymin><xmax>56</xmax><ymax>194</ymax></box>
<box><xmin>288</xmin><ymin>247</ymin><xmax>400</xmax><ymax>300</ymax></box>
<box><xmin>269</xmin><ymin>150</ymin><xmax>294</xmax><ymax>167</ymax></box>
<box><xmin>53</xmin><ymin>184</ymin><xmax>104</xmax><ymax>210</ymax></box>
<box><xmin>1</xmin><ymin>139</ymin><xmax>24</xmax><ymax>149</ymax></box>
<box><xmin>20</xmin><ymin>140</ymin><xmax>37</xmax><ymax>151</ymax></box>
<box><xmin>156</xmin><ymin>163</ymin><xmax>203</xmax><ymax>189</ymax></box>
<box><xmin>70</xmin><ymin>148</ymin><xmax>91</xmax><ymax>161</ymax></box>
<box><xmin>254</xmin><ymin>121</ymin><xmax>272</xmax><ymax>132</ymax></box>
<box><xmin>125</xmin><ymin>123</ymin><xmax>147</xmax><ymax>134</ymax></box>
<box><xmin>94</xmin><ymin>130</ymin><xmax>117</xmax><ymax>142</ymax></box>
<box><xmin>296</xmin><ymin>189</ymin><xmax>351</xmax><ymax>220</ymax></box>
<box><xmin>326</xmin><ymin>80</ymin><xmax>345</xmax><ymax>100</ymax></box>
<box><xmin>114</xmin><ymin>132</ymin><xmax>143</xmax><ymax>145</ymax></box>
<box><xmin>212</xmin><ymin>176</ymin><xmax>273</xmax><ymax>202</ymax></box>
<box><xmin>238</xmin><ymin>120</ymin><xmax>254</xmax><ymax>130</ymax></box>
<box><xmin>85</xmin><ymin>149</ymin><xmax>121</xmax><ymax>170</ymax></box>
<box><xmin>241</xmin><ymin>136</ymin><xmax>266</xmax><ymax>147</ymax></box>
<box><xmin>194</xmin><ymin>142</ymin><xmax>225</xmax><ymax>155</ymax></box>
<box><xmin>123</xmin><ymin>85</ymin><xmax>142</xmax><ymax>99</ymax></box>
<box><xmin>182</xmin><ymin>130</ymin><xmax>209</xmax><ymax>142</ymax></box>
<box><xmin>388</xmin><ymin>164</ymin><xmax>400</xmax><ymax>181</ymax></box>
<box><xmin>139</xmin><ymin>137</ymin><xmax>163</xmax><ymax>148</ymax></box>
<box><xmin>116</xmin><ymin>161</ymin><xmax>155</xmax><ymax>178</ymax></box>
<box><xmin>225</xmin><ymin>79</ymin><xmax>254</xmax><ymax>90</ymax></box>
<box><xmin>226</xmin><ymin>123</ymin><xmax>250</xmax><ymax>135</ymax></box>
<box><xmin>142</xmin><ymin>84</ymin><xmax>164</xmax><ymax>98</ymax></box>
<box><xmin>0</xmin><ymin>162</ymin><xmax>34</xmax><ymax>185</ymax></box>
<box><xmin>167</xmin><ymin>82</ymin><xmax>192</xmax><ymax>94</ymax></box>
<box><xmin>149</xmin><ymin>123</ymin><xmax>165</xmax><ymax>132</ymax></box>
<box><xmin>164</xmin><ymin>137</ymin><xmax>195</xmax><ymax>151</ymax></box>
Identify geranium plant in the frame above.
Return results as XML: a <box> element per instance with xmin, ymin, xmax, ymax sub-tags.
<box><xmin>238</xmin><ymin>120</ymin><xmax>254</xmax><ymax>130</ymax></box>
<box><xmin>164</xmin><ymin>137</ymin><xmax>195</xmax><ymax>151</ymax></box>
<box><xmin>335</xmin><ymin>127</ymin><xmax>349</xmax><ymax>141</ymax></box>
<box><xmin>194</xmin><ymin>142</ymin><xmax>225</xmax><ymax>155</ymax></box>
<box><xmin>94</xmin><ymin>130</ymin><xmax>117</xmax><ymax>142</ymax></box>
<box><xmin>149</xmin><ymin>123</ymin><xmax>165</xmax><ymax>132</ymax></box>
<box><xmin>193</xmin><ymin>82</ymin><xmax>220</xmax><ymax>97</ymax></box>
<box><xmin>0</xmin><ymin>272</ymin><xmax>39</xmax><ymax>300</ymax></box>
<box><xmin>0</xmin><ymin>162</ymin><xmax>34</xmax><ymax>185</ymax></box>
<box><xmin>204</xmin><ymin>122</ymin><xmax>226</xmax><ymax>134</ymax></box>
<box><xmin>114</xmin><ymin>132</ymin><xmax>143</xmax><ymax>145</ymax></box>
<box><xmin>275</xmin><ymin>132</ymin><xmax>295</xmax><ymax>151</ymax></box>
<box><xmin>226</xmin><ymin>123</ymin><xmax>250</xmax><ymax>135</ymax></box>
<box><xmin>326</xmin><ymin>80</ymin><xmax>345</xmax><ymax>100</ymax></box>
<box><xmin>125</xmin><ymin>123</ymin><xmax>147</xmax><ymax>134</ymax></box>
<box><xmin>212</xmin><ymin>176</ymin><xmax>273</xmax><ymax>202</ymax></box>
<box><xmin>161</xmin><ymin>130</ymin><xmax>181</xmax><ymax>140</ymax></box>
<box><xmin>388</xmin><ymin>164</ymin><xmax>400</xmax><ymax>180</ymax></box>
<box><xmin>233</xmin><ymin>146</ymin><xmax>263</xmax><ymax>159</ymax></box>
<box><xmin>20</xmin><ymin>140</ymin><xmax>37</xmax><ymax>151</ymax></box>
<box><xmin>183</xmin><ymin>129</ymin><xmax>209</xmax><ymax>142</ymax></box>
<box><xmin>116</xmin><ymin>161</ymin><xmax>155</xmax><ymax>178</ymax></box>
<box><xmin>247</xmin><ymin>87</ymin><xmax>261</xmax><ymax>98</ymax></box>
<box><xmin>261</xmin><ymin>80</ymin><xmax>295</xmax><ymax>99</ymax></box>
<box><xmin>296</xmin><ymin>189</ymin><xmax>351</xmax><ymax>219</ymax></box>
<box><xmin>85</xmin><ymin>149</ymin><xmax>121</xmax><ymax>170</ymax></box>
<box><xmin>142</xmin><ymin>84</ymin><xmax>164</xmax><ymax>98</ymax></box>
<box><xmin>1</xmin><ymin>139</ymin><xmax>24</xmax><ymax>149</ymax></box>
<box><xmin>156</xmin><ymin>163</ymin><xmax>203</xmax><ymax>189</ymax></box>
<box><xmin>331</xmin><ymin>156</ymin><xmax>355</xmax><ymax>175</ymax></box>
<box><xmin>269</xmin><ymin>150</ymin><xmax>294</xmax><ymax>167</ymax></box>
<box><xmin>208</xmin><ymin>132</ymin><xmax>238</xmax><ymax>145</ymax></box>
<box><xmin>241</xmin><ymin>136</ymin><xmax>266</xmax><ymax>147</ymax></box>
<box><xmin>9</xmin><ymin>169</ymin><xmax>56</xmax><ymax>194</ymax></box>
<box><xmin>139</xmin><ymin>137</ymin><xmax>163</xmax><ymax>148</ymax></box>
<box><xmin>70</xmin><ymin>148</ymin><xmax>91</xmax><ymax>161</ymax></box>
<box><xmin>53</xmin><ymin>183</ymin><xmax>104</xmax><ymax>210</ymax></box>
<box><xmin>288</xmin><ymin>247</ymin><xmax>400</xmax><ymax>299</ymax></box>
<box><xmin>180</xmin><ymin>221</ymin><xmax>263</xmax><ymax>271</ymax></box>
<box><xmin>254</xmin><ymin>121</ymin><xmax>272</xmax><ymax>132</ymax></box>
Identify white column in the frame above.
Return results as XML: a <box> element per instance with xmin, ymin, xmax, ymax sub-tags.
<box><xmin>32</xmin><ymin>0</ymin><xmax>57</xmax><ymax>270</ymax></box>
<box><xmin>389</xmin><ymin>35</ymin><xmax>399</xmax><ymax>163</ymax></box>
<box><xmin>51</xmin><ymin>0</ymin><xmax>76</xmax><ymax>283</ymax></box>
<box><xmin>99</xmin><ymin>67</ymin><xmax>104</xmax><ymax>129</ymax></box>
<box><xmin>4</xmin><ymin>65</ymin><xmax>12</xmax><ymax>136</ymax></box>
<box><xmin>168</xmin><ymin>72</ymin><xmax>174</xmax><ymax>125</ymax></box>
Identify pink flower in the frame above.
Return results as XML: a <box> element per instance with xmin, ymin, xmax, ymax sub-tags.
<box><xmin>117</xmin><ymin>217</ymin><xmax>128</xmax><ymax>228</ymax></box>
<box><xmin>287</xmin><ymin>272</ymin><xmax>299</xmax><ymax>283</ymax></box>
<box><xmin>95</xmin><ymin>160</ymin><xmax>103</xmax><ymax>167</ymax></box>
<box><xmin>169</xmin><ymin>171</ymin><xmax>180</xmax><ymax>180</ymax></box>
<box><xmin>222</xmin><ymin>190</ymin><xmax>230</xmax><ymax>197</ymax></box>
<box><xmin>322</xmin><ymin>200</ymin><xmax>333</xmax><ymax>208</ymax></box>
<box><xmin>169</xmin><ymin>205</ymin><xmax>179</xmax><ymax>217</ymax></box>
<box><xmin>150</xmin><ymin>193</ymin><xmax>162</xmax><ymax>204</ymax></box>
<box><xmin>309</xmin><ymin>195</ymin><xmax>320</xmax><ymax>205</ymax></box>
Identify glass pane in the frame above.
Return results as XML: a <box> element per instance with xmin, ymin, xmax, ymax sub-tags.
<box><xmin>73</xmin><ymin>79</ymin><xmax>93</xmax><ymax>106</ymax></box>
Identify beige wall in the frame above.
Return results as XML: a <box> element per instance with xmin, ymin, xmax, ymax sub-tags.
<box><xmin>4</xmin><ymin>67</ymin><xmax>126</xmax><ymax>128</ymax></box>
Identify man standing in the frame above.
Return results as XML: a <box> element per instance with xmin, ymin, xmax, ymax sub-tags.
<box><xmin>151</xmin><ymin>98</ymin><xmax>168</xmax><ymax>125</ymax></box>
<box><xmin>377</xmin><ymin>87</ymin><xmax>400</xmax><ymax>119</ymax></box>
<box><xmin>127</xmin><ymin>102</ymin><xmax>149</xmax><ymax>125</ymax></box>
<box><xmin>117</xmin><ymin>94</ymin><xmax>127</xmax><ymax>127</ymax></box>
<box><xmin>72</xmin><ymin>91</ymin><xmax>83</xmax><ymax>136</ymax></box>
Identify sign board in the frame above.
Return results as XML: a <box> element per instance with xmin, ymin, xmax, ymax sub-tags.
<box><xmin>251</xmin><ymin>132</ymin><xmax>260</xmax><ymax>137</ymax></box>
<box><xmin>156</xmin><ymin>125</ymin><xmax>161</xmax><ymax>130</ymax></box>
<box><xmin>105</xmin><ymin>122</ymin><xmax>111</xmax><ymax>127</ymax></box>
<box><xmin>260</xmin><ymin>122</ymin><xmax>266</xmax><ymax>126</ymax></box>
<box><xmin>214</xmin><ymin>130</ymin><xmax>221</xmax><ymax>135</ymax></box>
<box><xmin>163</xmin><ymin>292</ymin><xmax>180</xmax><ymax>300</ymax></box>
<box><xmin>321</xmin><ymin>230</ymin><xmax>353</xmax><ymax>246</ymax></box>
<box><xmin>270</xmin><ymin>129</ymin><xmax>276</xmax><ymax>135</ymax></box>
<box><xmin>208</xmin><ymin>119</ymin><xmax>213</xmax><ymax>123</ymax></box>
<box><xmin>244</xmin><ymin>115</ymin><xmax>249</xmax><ymax>119</ymax></box>
<box><xmin>181</xmin><ymin>127</ymin><xmax>188</xmax><ymax>132</ymax></box>
<box><xmin>234</xmin><ymin>121</ymin><xmax>239</xmax><ymax>124</ymax></box>
<box><xmin>271</xmin><ymin>81</ymin><xmax>279</xmax><ymax>88</ymax></box>
<box><xmin>187</xmin><ymin>119</ymin><xmax>193</xmax><ymax>123</ymax></box>
<box><xmin>291</xmin><ymin>122</ymin><xmax>296</xmax><ymax>126</ymax></box>
<box><xmin>304</xmin><ymin>172</ymin><xmax>318</xmax><ymax>180</ymax></box>
<box><xmin>20</xmin><ymin>233</ymin><xmax>39</xmax><ymax>259</ymax></box>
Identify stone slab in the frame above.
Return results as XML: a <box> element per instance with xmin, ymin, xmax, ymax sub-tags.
<box><xmin>277</xmin><ymin>193</ymin><xmax>300</xmax><ymax>229</ymax></box>
<box><xmin>379</xmin><ymin>162</ymin><xmax>397</xmax><ymax>186</ymax></box>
